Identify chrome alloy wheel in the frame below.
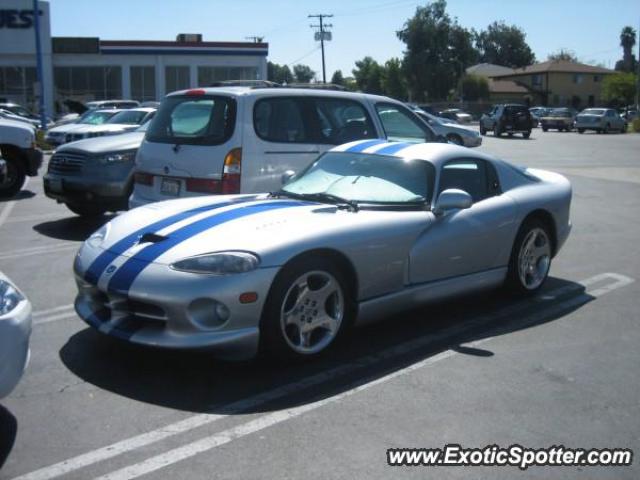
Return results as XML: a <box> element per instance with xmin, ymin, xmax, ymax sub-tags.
<box><xmin>517</xmin><ymin>227</ymin><xmax>551</xmax><ymax>290</ymax></box>
<box><xmin>280</xmin><ymin>270</ymin><xmax>344</xmax><ymax>355</ymax></box>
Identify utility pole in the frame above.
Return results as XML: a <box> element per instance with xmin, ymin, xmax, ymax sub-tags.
<box><xmin>33</xmin><ymin>0</ymin><xmax>46</xmax><ymax>129</ymax></box>
<box><xmin>309</xmin><ymin>14</ymin><xmax>333</xmax><ymax>83</ymax></box>
<box><xmin>636</xmin><ymin>19</ymin><xmax>639</xmax><ymax>111</ymax></box>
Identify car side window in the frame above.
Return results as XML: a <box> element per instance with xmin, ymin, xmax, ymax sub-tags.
<box><xmin>314</xmin><ymin>98</ymin><xmax>377</xmax><ymax>145</ymax></box>
<box><xmin>438</xmin><ymin>158</ymin><xmax>500</xmax><ymax>203</ymax></box>
<box><xmin>254</xmin><ymin>97</ymin><xmax>310</xmax><ymax>143</ymax></box>
<box><xmin>375</xmin><ymin>102</ymin><xmax>434</xmax><ymax>142</ymax></box>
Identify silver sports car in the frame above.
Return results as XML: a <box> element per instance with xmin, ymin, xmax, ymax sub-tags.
<box><xmin>74</xmin><ymin>141</ymin><xmax>572</xmax><ymax>360</ymax></box>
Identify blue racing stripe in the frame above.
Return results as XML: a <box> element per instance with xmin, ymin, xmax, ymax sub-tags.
<box><xmin>345</xmin><ymin>139</ymin><xmax>387</xmax><ymax>152</ymax></box>
<box><xmin>107</xmin><ymin>201</ymin><xmax>308</xmax><ymax>295</ymax></box>
<box><xmin>84</xmin><ymin>199</ymin><xmax>250</xmax><ymax>285</ymax></box>
<box><xmin>374</xmin><ymin>142</ymin><xmax>412</xmax><ymax>155</ymax></box>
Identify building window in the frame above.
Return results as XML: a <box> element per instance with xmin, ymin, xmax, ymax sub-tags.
<box><xmin>573</xmin><ymin>74</ymin><xmax>584</xmax><ymax>84</ymax></box>
<box><xmin>165</xmin><ymin>66</ymin><xmax>190</xmax><ymax>94</ymax></box>
<box><xmin>130</xmin><ymin>66</ymin><xmax>156</xmax><ymax>102</ymax></box>
<box><xmin>197</xmin><ymin>66</ymin><xmax>258</xmax><ymax>86</ymax></box>
<box><xmin>53</xmin><ymin>66</ymin><xmax>122</xmax><ymax>107</ymax></box>
<box><xmin>0</xmin><ymin>66</ymin><xmax>37</xmax><ymax>108</ymax></box>
<box><xmin>593</xmin><ymin>75</ymin><xmax>600</xmax><ymax>83</ymax></box>
<box><xmin>531</xmin><ymin>74</ymin><xmax>542</xmax><ymax>87</ymax></box>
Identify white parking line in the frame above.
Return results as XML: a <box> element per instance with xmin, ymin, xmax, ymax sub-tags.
<box><xmin>0</xmin><ymin>243</ymin><xmax>77</xmax><ymax>261</ymax></box>
<box><xmin>33</xmin><ymin>304</ymin><xmax>74</xmax><ymax>318</ymax></box>
<box><xmin>0</xmin><ymin>178</ymin><xmax>30</xmax><ymax>229</ymax></box>
<box><xmin>11</xmin><ymin>273</ymin><xmax>634</xmax><ymax>480</ymax></box>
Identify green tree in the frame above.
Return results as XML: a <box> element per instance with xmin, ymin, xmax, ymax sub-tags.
<box><xmin>461</xmin><ymin>74</ymin><xmax>489</xmax><ymax>101</ymax></box>
<box><xmin>475</xmin><ymin>21</ymin><xmax>535</xmax><ymax>68</ymax></box>
<box><xmin>396</xmin><ymin>0</ymin><xmax>477</xmax><ymax>101</ymax></box>
<box><xmin>602</xmin><ymin>72</ymin><xmax>637</xmax><ymax>105</ymax></box>
<box><xmin>330</xmin><ymin>70</ymin><xmax>345</xmax><ymax>86</ymax></box>
<box><xmin>547</xmin><ymin>49</ymin><xmax>578</xmax><ymax>62</ymax></box>
<box><xmin>293</xmin><ymin>64</ymin><xmax>315</xmax><ymax>83</ymax></box>
<box><xmin>382</xmin><ymin>58</ymin><xmax>408</xmax><ymax>100</ymax></box>
<box><xmin>352</xmin><ymin>56</ymin><xmax>384</xmax><ymax>94</ymax></box>
<box><xmin>615</xmin><ymin>26</ymin><xmax>638</xmax><ymax>73</ymax></box>
<box><xmin>267</xmin><ymin>62</ymin><xmax>294</xmax><ymax>84</ymax></box>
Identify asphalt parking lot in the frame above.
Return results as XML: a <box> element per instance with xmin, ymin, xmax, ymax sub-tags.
<box><xmin>1</xmin><ymin>129</ymin><xmax>639</xmax><ymax>479</ymax></box>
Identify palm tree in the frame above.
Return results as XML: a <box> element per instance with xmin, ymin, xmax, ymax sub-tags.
<box><xmin>617</xmin><ymin>26</ymin><xmax>637</xmax><ymax>73</ymax></box>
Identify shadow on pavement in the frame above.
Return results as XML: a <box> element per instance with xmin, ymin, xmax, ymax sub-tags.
<box><xmin>0</xmin><ymin>190</ymin><xmax>36</xmax><ymax>203</ymax></box>
<box><xmin>33</xmin><ymin>214</ymin><xmax>115</xmax><ymax>242</ymax></box>
<box><xmin>0</xmin><ymin>404</ymin><xmax>17</xmax><ymax>470</ymax></box>
<box><xmin>60</xmin><ymin>276</ymin><xmax>592</xmax><ymax>415</ymax></box>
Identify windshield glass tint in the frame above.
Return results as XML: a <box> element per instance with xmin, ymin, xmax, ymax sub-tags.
<box><xmin>550</xmin><ymin>109</ymin><xmax>571</xmax><ymax>117</ymax></box>
<box><xmin>583</xmin><ymin>109</ymin><xmax>605</xmax><ymax>115</ymax></box>
<box><xmin>146</xmin><ymin>95</ymin><xmax>236</xmax><ymax>145</ymax></box>
<box><xmin>80</xmin><ymin>111</ymin><xmax>116</xmax><ymax>125</ymax></box>
<box><xmin>107</xmin><ymin>110</ymin><xmax>148</xmax><ymax>125</ymax></box>
<box><xmin>283</xmin><ymin>151</ymin><xmax>434</xmax><ymax>204</ymax></box>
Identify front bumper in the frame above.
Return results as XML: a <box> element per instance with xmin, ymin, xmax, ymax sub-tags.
<box><xmin>463</xmin><ymin>135</ymin><xmax>482</xmax><ymax>147</ymax></box>
<box><xmin>74</xmin><ymin>256</ymin><xmax>281</xmax><ymax>360</ymax></box>
<box><xmin>44</xmin><ymin>173</ymin><xmax>131</xmax><ymax>210</ymax></box>
<box><xmin>574</xmin><ymin>121</ymin><xmax>604</xmax><ymax>131</ymax></box>
<box><xmin>0</xmin><ymin>298</ymin><xmax>32</xmax><ymax>399</ymax></box>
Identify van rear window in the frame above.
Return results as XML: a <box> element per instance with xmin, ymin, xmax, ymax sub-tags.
<box><xmin>146</xmin><ymin>95</ymin><xmax>236</xmax><ymax>145</ymax></box>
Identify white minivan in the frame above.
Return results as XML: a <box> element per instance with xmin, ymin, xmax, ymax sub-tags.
<box><xmin>130</xmin><ymin>87</ymin><xmax>439</xmax><ymax>207</ymax></box>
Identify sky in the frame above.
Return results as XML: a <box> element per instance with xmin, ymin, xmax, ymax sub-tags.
<box><xmin>48</xmin><ymin>0</ymin><xmax>640</xmax><ymax>80</ymax></box>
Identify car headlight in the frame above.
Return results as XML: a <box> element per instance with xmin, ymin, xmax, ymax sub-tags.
<box><xmin>171</xmin><ymin>252</ymin><xmax>260</xmax><ymax>275</ymax></box>
<box><xmin>99</xmin><ymin>150</ymin><xmax>136</xmax><ymax>164</ymax></box>
<box><xmin>87</xmin><ymin>222</ymin><xmax>110</xmax><ymax>248</ymax></box>
<box><xmin>0</xmin><ymin>279</ymin><xmax>24</xmax><ymax>316</ymax></box>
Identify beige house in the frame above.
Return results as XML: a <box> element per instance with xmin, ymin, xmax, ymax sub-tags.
<box><xmin>489</xmin><ymin>60</ymin><xmax>615</xmax><ymax>108</ymax></box>
<box><xmin>466</xmin><ymin>63</ymin><xmax>529</xmax><ymax>102</ymax></box>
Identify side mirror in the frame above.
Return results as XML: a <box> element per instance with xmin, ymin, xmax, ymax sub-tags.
<box><xmin>432</xmin><ymin>189</ymin><xmax>473</xmax><ymax>216</ymax></box>
<box><xmin>281</xmin><ymin>170</ymin><xmax>296</xmax><ymax>185</ymax></box>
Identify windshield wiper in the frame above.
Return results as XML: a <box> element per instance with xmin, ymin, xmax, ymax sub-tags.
<box><xmin>269</xmin><ymin>190</ymin><xmax>359</xmax><ymax>212</ymax></box>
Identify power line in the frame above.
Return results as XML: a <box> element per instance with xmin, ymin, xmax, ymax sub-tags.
<box><xmin>287</xmin><ymin>46</ymin><xmax>321</xmax><ymax>67</ymax></box>
<box><xmin>309</xmin><ymin>14</ymin><xmax>333</xmax><ymax>83</ymax></box>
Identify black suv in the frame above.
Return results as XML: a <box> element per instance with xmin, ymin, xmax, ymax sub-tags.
<box><xmin>480</xmin><ymin>104</ymin><xmax>532</xmax><ymax>138</ymax></box>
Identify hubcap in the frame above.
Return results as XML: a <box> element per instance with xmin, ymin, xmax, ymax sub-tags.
<box><xmin>280</xmin><ymin>270</ymin><xmax>344</xmax><ymax>354</ymax></box>
<box><xmin>517</xmin><ymin>228</ymin><xmax>551</xmax><ymax>290</ymax></box>
<box><xmin>0</xmin><ymin>162</ymin><xmax>18</xmax><ymax>189</ymax></box>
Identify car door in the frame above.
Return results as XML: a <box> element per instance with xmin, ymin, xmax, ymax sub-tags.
<box><xmin>243</xmin><ymin>95</ymin><xmax>322</xmax><ymax>193</ymax></box>
<box><xmin>409</xmin><ymin>158</ymin><xmax>517</xmax><ymax>284</ymax></box>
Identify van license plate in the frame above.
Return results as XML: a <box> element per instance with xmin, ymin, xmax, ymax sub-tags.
<box><xmin>161</xmin><ymin>178</ymin><xmax>180</xmax><ymax>196</ymax></box>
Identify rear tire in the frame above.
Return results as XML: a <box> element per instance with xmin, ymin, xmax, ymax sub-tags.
<box><xmin>495</xmin><ymin>124</ymin><xmax>502</xmax><ymax>137</ymax></box>
<box><xmin>0</xmin><ymin>159</ymin><xmax>25</xmax><ymax>199</ymax></box>
<box><xmin>505</xmin><ymin>218</ymin><xmax>552</xmax><ymax>296</ymax></box>
<box><xmin>523</xmin><ymin>131</ymin><xmax>531</xmax><ymax>139</ymax></box>
<box><xmin>65</xmin><ymin>203</ymin><xmax>107</xmax><ymax>218</ymax></box>
<box><xmin>260</xmin><ymin>257</ymin><xmax>354</xmax><ymax>360</ymax></box>
<box><xmin>578</xmin><ymin>128</ymin><xmax>584</xmax><ymax>134</ymax></box>
<box><xmin>542</xmin><ymin>127</ymin><xmax>548</xmax><ymax>132</ymax></box>
<box><xmin>479</xmin><ymin>124</ymin><xmax>486</xmax><ymax>136</ymax></box>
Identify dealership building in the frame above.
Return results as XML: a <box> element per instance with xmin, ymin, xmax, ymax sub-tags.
<box><xmin>0</xmin><ymin>0</ymin><xmax>268</xmax><ymax>116</ymax></box>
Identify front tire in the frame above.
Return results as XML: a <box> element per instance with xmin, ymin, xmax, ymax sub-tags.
<box><xmin>0</xmin><ymin>159</ymin><xmax>25</xmax><ymax>198</ymax></box>
<box><xmin>261</xmin><ymin>257</ymin><xmax>353</xmax><ymax>359</ymax></box>
<box><xmin>479</xmin><ymin>124</ymin><xmax>486</xmax><ymax>136</ymax></box>
<box><xmin>542</xmin><ymin>126</ymin><xmax>548</xmax><ymax>132</ymax></box>
<box><xmin>522</xmin><ymin>131</ymin><xmax>531</xmax><ymax>139</ymax></box>
<box><xmin>505</xmin><ymin>218</ymin><xmax>552</xmax><ymax>295</ymax></box>
<box><xmin>578</xmin><ymin>128</ymin><xmax>584</xmax><ymax>134</ymax></box>
<box><xmin>446</xmin><ymin>134</ymin><xmax>463</xmax><ymax>146</ymax></box>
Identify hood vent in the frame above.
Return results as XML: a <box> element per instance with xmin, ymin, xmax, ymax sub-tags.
<box><xmin>138</xmin><ymin>233</ymin><xmax>167</xmax><ymax>244</ymax></box>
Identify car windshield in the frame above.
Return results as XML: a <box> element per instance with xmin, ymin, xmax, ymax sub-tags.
<box><xmin>281</xmin><ymin>151</ymin><xmax>434</xmax><ymax>205</ymax></box>
<box><xmin>107</xmin><ymin>110</ymin><xmax>148</xmax><ymax>125</ymax></box>
<box><xmin>549</xmin><ymin>109</ymin><xmax>571</xmax><ymax>117</ymax></box>
<box><xmin>146</xmin><ymin>94</ymin><xmax>236</xmax><ymax>145</ymax></box>
<box><xmin>582</xmin><ymin>109</ymin><xmax>605</xmax><ymax>115</ymax></box>
<box><xmin>79</xmin><ymin>110</ymin><xmax>117</xmax><ymax>125</ymax></box>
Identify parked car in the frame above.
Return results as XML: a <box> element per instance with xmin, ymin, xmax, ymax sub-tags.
<box><xmin>53</xmin><ymin>99</ymin><xmax>141</xmax><ymax>127</ymax></box>
<box><xmin>540</xmin><ymin>108</ymin><xmax>577</xmax><ymax>132</ymax></box>
<box><xmin>575</xmin><ymin>108</ymin><xmax>627</xmax><ymax>134</ymax></box>
<box><xmin>63</xmin><ymin>107</ymin><xmax>156</xmax><ymax>143</ymax></box>
<box><xmin>0</xmin><ymin>158</ymin><xmax>6</xmax><ymax>184</ymax></box>
<box><xmin>438</xmin><ymin>108</ymin><xmax>472</xmax><ymax>124</ymax></box>
<box><xmin>0</xmin><ymin>271</ymin><xmax>32</xmax><ymax>398</ymax></box>
<box><xmin>0</xmin><ymin>118</ymin><xmax>43</xmax><ymax>197</ymax></box>
<box><xmin>0</xmin><ymin>102</ymin><xmax>51</xmax><ymax>127</ymax></box>
<box><xmin>0</xmin><ymin>109</ymin><xmax>39</xmax><ymax>129</ymax></box>
<box><xmin>74</xmin><ymin>141</ymin><xmax>572</xmax><ymax>360</ymax></box>
<box><xmin>620</xmin><ymin>108</ymin><xmax>638</xmax><ymax>122</ymax></box>
<box><xmin>44</xmin><ymin>123</ymin><xmax>149</xmax><ymax>217</ymax></box>
<box><xmin>413</xmin><ymin>108</ymin><xmax>482</xmax><ymax>147</ymax></box>
<box><xmin>45</xmin><ymin>109</ymin><xmax>124</xmax><ymax>147</ymax></box>
<box><xmin>130</xmin><ymin>87</ymin><xmax>440</xmax><ymax>208</ymax></box>
<box><xmin>84</xmin><ymin>99</ymin><xmax>140</xmax><ymax>111</ymax></box>
<box><xmin>479</xmin><ymin>104</ymin><xmax>533</xmax><ymax>138</ymax></box>
<box><xmin>528</xmin><ymin>106</ymin><xmax>550</xmax><ymax>128</ymax></box>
